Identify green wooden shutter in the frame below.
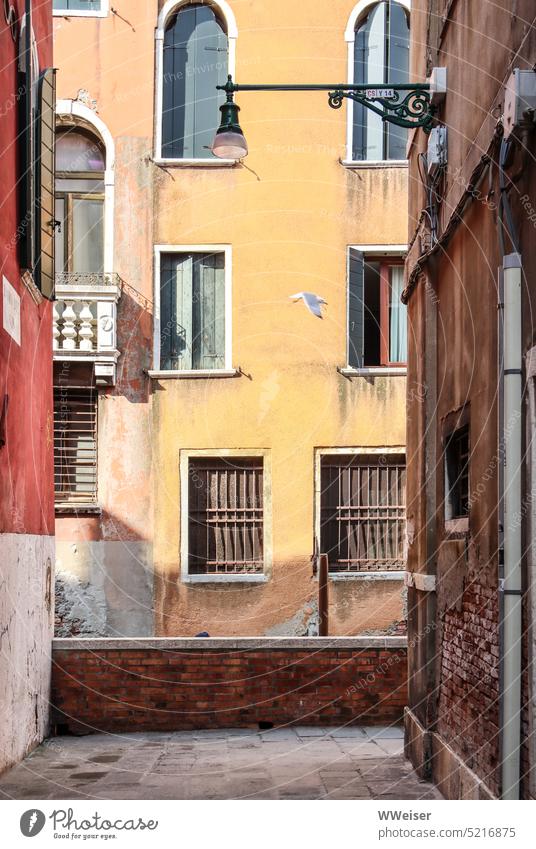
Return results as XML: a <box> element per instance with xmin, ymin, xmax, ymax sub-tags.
<box><xmin>348</xmin><ymin>248</ymin><xmax>364</xmax><ymax>368</ymax></box>
<box><xmin>195</xmin><ymin>253</ymin><xmax>225</xmax><ymax>369</ymax></box>
<box><xmin>35</xmin><ymin>68</ymin><xmax>56</xmax><ymax>298</ymax></box>
<box><xmin>175</xmin><ymin>254</ymin><xmax>193</xmax><ymax>369</ymax></box>
<box><xmin>19</xmin><ymin>8</ymin><xmax>34</xmax><ymax>271</ymax></box>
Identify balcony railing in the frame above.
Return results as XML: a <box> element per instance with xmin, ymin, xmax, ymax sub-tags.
<box><xmin>53</xmin><ymin>272</ymin><xmax>123</xmax><ymax>384</ymax></box>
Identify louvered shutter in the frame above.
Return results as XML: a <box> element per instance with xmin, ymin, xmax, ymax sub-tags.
<box><xmin>348</xmin><ymin>248</ymin><xmax>365</xmax><ymax>368</ymax></box>
<box><xmin>36</xmin><ymin>68</ymin><xmax>56</xmax><ymax>299</ymax></box>
<box><xmin>196</xmin><ymin>253</ymin><xmax>225</xmax><ymax>369</ymax></box>
<box><xmin>175</xmin><ymin>254</ymin><xmax>193</xmax><ymax>369</ymax></box>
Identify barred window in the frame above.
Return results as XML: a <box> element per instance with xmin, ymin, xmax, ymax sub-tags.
<box><xmin>188</xmin><ymin>458</ymin><xmax>264</xmax><ymax>574</ymax></box>
<box><xmin>54</xmin><ymin>386</ymin><xmax>97</xmax><ymax>504</ymax></box>
<box><xmin>320</xmin><ymin>454</ymin><xmax>406</xmax><ymax>572</ymax></box>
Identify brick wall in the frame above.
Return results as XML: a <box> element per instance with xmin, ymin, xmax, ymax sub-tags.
<box><xmin>51</xmin><ymin>637</ymin><xmax>407</xmax><ymax>734</ymax></box>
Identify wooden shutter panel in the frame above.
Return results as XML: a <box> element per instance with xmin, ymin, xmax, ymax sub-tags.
<box><xmin>197</xmin><ymin>253</ymin><xmax>225</xmax><ymax>369</ymax></box>
<box><xmin>176</xmin><ymin>254</ymin><xmax>193</xmax><ymax>369</ymax></box>
<box><xmin>348</xmin><ymin>248</ymin><xmax>364</xmax><ymax>368</ymax></box>
<box><xmin>36</xmin><ymin>68</ymin><xmax>56</xmax><ymax>299</ymax></box>
<box><xmin>18</xmin><ymin>9</ymin><xmax>34</xmax><ymax>271</ymax></box>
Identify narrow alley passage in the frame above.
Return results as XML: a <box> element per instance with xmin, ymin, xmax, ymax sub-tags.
<box><xmin>0</xmin><ymin>726</ymin><xmax>441</xmax><ymax>801</ymax></box>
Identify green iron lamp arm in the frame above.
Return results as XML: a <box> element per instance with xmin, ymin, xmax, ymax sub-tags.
<box><xmin>217</xmin><ymin>75</ymin><xmax>435</xmax><ymax>133</ymax></box>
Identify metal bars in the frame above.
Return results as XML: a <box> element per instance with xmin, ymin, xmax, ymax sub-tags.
<box><xmin>188</xmin><ymin>458</ymin><xmax>264</xmax><ymax>574</ymax></box>
<box><xmin>320</xmin><ymin>454</ymin><xmax>406</xmax><ymax>572</ymax></box>
<box><xmin>53</xmin><ymin>386</ymin><xmax>97</xmax><ymax>503</ymax></box>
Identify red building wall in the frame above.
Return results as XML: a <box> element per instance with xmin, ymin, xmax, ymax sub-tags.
<box><xmin>0</xmin><ymin>0</ymin><xmax>54</xmax><ymax>774</ymax></box>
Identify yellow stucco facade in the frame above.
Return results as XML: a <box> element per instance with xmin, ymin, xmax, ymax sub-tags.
<box><xmin>54</xmin><ymin>0</ymin><xmax>408</xmax><ymax>637</ymax></box>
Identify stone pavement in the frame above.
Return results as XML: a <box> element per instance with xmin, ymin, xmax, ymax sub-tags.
<box><xmin>0</xmin><ymin>726</ymin><xmax>442</xmax><ymax>800</ymax></box>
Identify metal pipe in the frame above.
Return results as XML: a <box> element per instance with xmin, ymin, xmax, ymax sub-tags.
<box><xmin>318</xmin><ymin>554</ymin><xmax>329</xmax><ymax>637</ymax></box>
<box><xmin>500</xmin><ymin>251</ymin><xmax>523</xmax><ymax>799</ymax></box>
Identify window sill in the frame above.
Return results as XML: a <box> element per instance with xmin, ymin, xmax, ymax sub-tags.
<box><xmin>340</xmin><ymin>159</ymin><xmax>409</xmax><ymax>169</ymax></box>
<box><xmin>53</xmin><ymin>10</ymin><xmax>108</xmax><ymax>17</ymax></box>
<box><xmin>329</xmin><ymin>571</ymin><xmax>405</xmax><ymax>581</ymax></box>
<box><xmin>148</xmin><ymin>368</ymin><xmax>240</xmax><ymax>379</ymax></box>
<box><xmin>182</xmin><ymin>573</ymin><xmax>269</xmax><ymax>584</ymax></box>
<box><xmin>55</xmin><ymin>503</ymin><xmax>102</xmax><ymax>515</ymax></box>
<box><xmin>153</xmin><ymin>157</ymin><xmax>239</xmax><ymax>168</ymax></box>
<box><xmin>339</xmin><ymin>366</ymin><xmax>407</xmax><ymax>377</ymax></box>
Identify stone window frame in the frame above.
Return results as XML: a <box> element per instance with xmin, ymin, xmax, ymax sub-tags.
<box><xmin>179</xmin><ymin>448</ymin><xmax>272</xmax><ymax>583</ymax></box>
<box><xmin>314</xmin><ymin>446</ymin><xmax>407</xmax><ymax>581</ymax></box>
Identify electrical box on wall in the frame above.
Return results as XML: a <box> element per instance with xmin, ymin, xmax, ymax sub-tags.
<box><xmin>427</xmin><ymin>126</ymin><xmax>447</xmax><ymax>177</ymax></box>
<box><xmin>503</xmin><ymin>69</ymin><xmax>536</xmax><ymax>139</ymax></box>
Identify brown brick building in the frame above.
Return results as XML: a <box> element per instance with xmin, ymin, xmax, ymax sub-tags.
<box><xmin>403</xmin><ymin>1</ymin><xmax>536</xmax><ymax>799</ymax></box>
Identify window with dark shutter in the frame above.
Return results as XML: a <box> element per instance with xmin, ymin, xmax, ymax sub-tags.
<box><xmin>35</xmin><ymin>68</ymin><xmax>56</xmax><ymax>299</ymax></box>
<box><xmin>320</xmin><ymin>454</ymin><xmax>406</xmax><ymax>572</ymax></box>
<box><xmin>160</xmin><ymin>251</ymin><xmax>225</xmax><ymax>370</ymax></box>
<box><xmin>353</xmin><ymin>1</ymin><xmax>410</xmax><ymax>161</ymax></box>
<box><xmin>188</xmin><ymin>458</ymin><xmax>264</xmax><ymax>574</ymax></box>
<box><xmin>54</xmin><ymin>386</ymin><xmax>98</xmax><ymax>504</ymax></box>
<box><xmin>162</xmin><ymin>3</ymin><xmax>228</xmax><ymax>159</ymax></box>
<box><xmin>347</xmin><ymin>250</ymin><xmax>407</xmax><ymax>367</ymax></box>
<box><xmin>445</xmin><ymin>426</ymin><xmax>470</xmax><ymax>520</ymax></box>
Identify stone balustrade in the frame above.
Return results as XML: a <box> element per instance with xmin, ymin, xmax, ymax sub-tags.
<box><xmin>53</xmin><ymin>272</ymin><xmax>123</xmax><ymax>384</ymax></box>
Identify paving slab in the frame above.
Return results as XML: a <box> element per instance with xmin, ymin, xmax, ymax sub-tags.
<box><xmin>0</xmin><ymin>727</ymin><xmax>442</xmax><ymax>800</ymax></box>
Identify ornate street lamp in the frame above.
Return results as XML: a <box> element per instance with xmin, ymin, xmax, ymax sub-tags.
<box><xmin>212</xmin><ymin>74</ymin><xmax>437</xmax><ymax>159</ymax></box>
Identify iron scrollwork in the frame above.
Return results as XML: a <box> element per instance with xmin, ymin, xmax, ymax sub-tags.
<box><xmin>328</xmin><ymin>86</ymin><xmax>434</xmax><ymax>133</ymax></box>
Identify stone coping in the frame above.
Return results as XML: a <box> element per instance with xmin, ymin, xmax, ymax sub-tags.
<box><xmin>53</xmin><ymin>636</ymin><xmax>407</xmax><ymax>651</ymax></box>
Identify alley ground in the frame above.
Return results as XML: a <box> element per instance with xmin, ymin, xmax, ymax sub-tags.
<box><xmin>0</xmin><ymin>726</ymin><xmax>442</xmax><ymax>800</ymax></box>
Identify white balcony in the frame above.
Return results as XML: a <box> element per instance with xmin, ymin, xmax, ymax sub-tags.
<box><xmin>53</xmin><ymin>272</ymin><xmax>123</xmax><ymax>385</ymax></box>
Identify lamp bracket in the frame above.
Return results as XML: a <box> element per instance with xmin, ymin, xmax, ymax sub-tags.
<box><xmin>217</xmin><ymin>76</ymin><xmax>435</xmax><ymax>133</ymax></box>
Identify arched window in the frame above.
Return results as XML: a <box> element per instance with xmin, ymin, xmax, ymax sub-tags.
<box><xmin>350</xmin><ymin>0</ymin><xmax>410</xmax><ymax>162</ymax></box>
<box><xmin>161</xmin><ymin>3</ymin><xmax>229</xmax><ymax>159</ymax></box>
<box><xmin>55</xmin><ymin>127</ymin><xmax>106</xmax><ymax>273</ymax></box>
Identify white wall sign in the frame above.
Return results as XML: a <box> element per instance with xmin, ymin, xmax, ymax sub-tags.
<box><xmin>2</xmin><ymin>276</ymin><xmax>21</xmax><ymax>346</ymax></box>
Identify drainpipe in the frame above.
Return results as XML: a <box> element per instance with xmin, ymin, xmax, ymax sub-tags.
<box><xmin>499</xmin><ymin>251</ymin><xmax>523</xmax><ymax>799</ymax></box>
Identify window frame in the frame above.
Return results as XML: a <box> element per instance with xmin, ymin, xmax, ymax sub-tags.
<box><xmin>55</xmin><ymin>129</ymin><xmax>106</xmax><ymax>273</ymax></box>
<box><xmin>53</xmin><ymin>384</ymin><xmax>98</xmax><ymax>507</ymax></box>
<box><xmin>55</xmin><ymin>101</ymin><xmax>115</xmax><ymax>273</ymax></box>
<box><xmin>152</xmin><ymin>244</ymin><xmax>234</xmax><ymax>376</ymax></box>
<box><xmin>53</xmin><ymin>1</ymin><xmax>109</xmax><ymax>18</ymax></box>
<box><xmin>314</xmin><ymin>446</ymin><xmax>407</xmax><ymax>579</ymax></box>
<box><xmin>154</xmin><ymin>0</ymin><xmax>238</xmax><ymax>166</ymax></box>
<box><xmin>180</xmin><ymin>448</ymin><xmax>272</xmax><ymax>583</ymax></box>
<box><xmin>343</xmin><ymin>0</ymin><xmax>411</xmax><ymax>166</ymax></box>
<box><xmin>345</xmin><ymin>244</ymin><xmax>408</xmax><ymax>374</ymax></box>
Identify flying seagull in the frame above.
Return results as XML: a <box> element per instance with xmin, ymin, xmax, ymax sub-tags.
<box><xmin>289</xmin><ymin>291</ymin><xmax>327</xmax><ymax>319</ymax></box>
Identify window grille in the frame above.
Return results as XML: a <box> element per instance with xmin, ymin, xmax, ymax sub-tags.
<box><xmin>54</xmin><ymin>386</ymin><xmax>97</xmax><ymax>503</ymax></box>
<box><xmin>320</xmin><ymin>454</ymin><xmax>406</xmax><ymax>572</ymax></box>
<box><xmin>188</xmin><ymin>458</ymin><xmax>264</xmax><ymax>574</ymax></box>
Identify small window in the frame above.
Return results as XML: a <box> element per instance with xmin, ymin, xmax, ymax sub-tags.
<box><xmin>162</xmin><ymin>3</ymin><xmax>228</xmax><ymax>159</ymax></box>
<box><xmin>352</xmin><ymin>0</ymin><xmax>410</xmax><ymax>161</ymax></box>
<box><xmin>54</xmin><ymin>386</ymin><xmax>98</xmax><ymax>504</ymax></box>
<box><xmin>348</xmin><ymin>249</ymin><xmax>407</xmax><ymax>368</ymax></box>
<box><xmin>53</xmin><ymin>1</ymin><xmax>103</xmax><ymax>12</ymax></box>
<box><xmin>320</xmin><ymin>454</ymin><xmax>406</xmax><ymax>573</ymax></box>
<box><xmin>445</xmin><ymin>426</ymin><xmax>470</xmax><ymax>520</ymax></box>
<box><xmin>55</xmin><ymin>128</ymin><xmax>105</xmax><ymax>274</ymax></box>
<box><xmin>159</xmin><ymin>251</ymin><xmax>227</xmax><ymax>370</ymax></box>
<box><xmin>188</xmin><ymin>458</ymin><xmax>264</xmax><ymax>574</ymax></box>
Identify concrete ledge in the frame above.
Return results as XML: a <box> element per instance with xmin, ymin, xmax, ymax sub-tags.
<box><xmin>404</xmin><ymin>707</ymin><xmax>497</xmax><ymax>800</ymax></box>
<box><xmin>53</xmin><ymin>636</ymin><xmax>408</xmax><ymax>651</ymax></box>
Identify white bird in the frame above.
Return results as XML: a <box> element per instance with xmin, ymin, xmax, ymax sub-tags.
<box><xmin>289</xmin><ymin>291</ymin><xmax>327</xmax><ymax>319</ymax></box>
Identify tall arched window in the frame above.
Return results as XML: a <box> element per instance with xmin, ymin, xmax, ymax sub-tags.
<box><xmin>161</xmin><ymin>3</ymin><xmax>229</xmax><ymax>159</ymax></box>
<box><xmin>55</xmin><ymin>127</ymin><xmax>105</xmax><ymax>273</ymax></box>
<box><xmin>351</xmin><ymin>0</ymin><xmax>410</xmax><ymax>162</ymax></box>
